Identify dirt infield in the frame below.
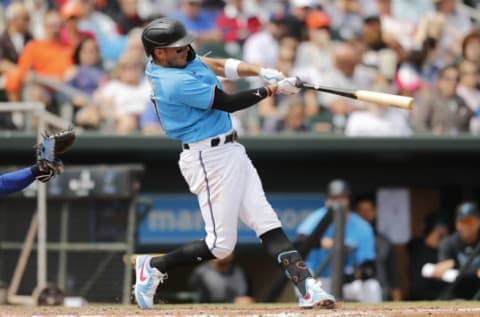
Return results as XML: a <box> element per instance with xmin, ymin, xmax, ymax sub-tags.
<box><xmin>1</xmin><ymin>302</ymin><xmax>480</xmax><ymax>317</ymax></box>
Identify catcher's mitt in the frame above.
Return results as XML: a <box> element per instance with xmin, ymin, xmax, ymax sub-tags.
<box><xmin>36</xmin><ymin>128</ymin><xmax>76</xmax><ymax>162</ymax></box>
<box><xmin>35</xmin><ymin>128</ymin><xmax>76</xmax><ymax>182</ymax></box>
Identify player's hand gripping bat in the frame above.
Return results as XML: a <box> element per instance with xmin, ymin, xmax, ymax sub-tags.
<box><xmin>295</xmin><ymin>79</ymin><xmax>414</xmax><ymax>110</ymax></box>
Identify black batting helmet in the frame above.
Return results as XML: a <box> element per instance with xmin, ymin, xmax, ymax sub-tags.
<box><xmin>327</xmin><ymin>179</ymin><xmax>351</xmax><ymax>197</ymax></box>
<box><xmin>141</xmin><ymin>18</ymin><xmax>196</xmax><ymax>57</ymax></box>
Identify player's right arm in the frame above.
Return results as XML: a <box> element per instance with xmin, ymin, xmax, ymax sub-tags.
<box><xmin>174</xmin><ymin>73</ymin><xmax>301</xmax><ymax>114</ymax></box>
<box><xmin>200</xmin><ymin>56</ymin><xmax>285</xmax><ymax>83</ymax></box>
<box><xmin>200</xmin><ymin>57</ymin><xmax>261</xmax><ymax>77</ymax></box>
<box><xmin>195</xmin><ymin>57</ymin><xmax>300</xmax><ymax>112</ymax></box>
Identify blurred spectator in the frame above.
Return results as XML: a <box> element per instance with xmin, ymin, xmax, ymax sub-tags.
<box><xmin>60</xmin><ymin>1</ymin><xmax>94</xmax><ymax>53</ymax></box>
<box><xmin>393</xmin><ymin>62</ymin><xmax>426</xmax><ymax>125</ymax></box>
<box><xmin>295</xmin><ymin>10</ymin><xmax>335</xmax><ymax>74</ymax></box>
<box><xmin>78</xmin><ymin>0</ymin><xmax>125</xmax><ymax>68</ymax></box>
<box><xmin>263</xmin><ymin>96</ymin><xmax>310</xmax><ymax>133</ymax></box>
<box><xmin>433</xmin><ymin>202</ymin><xmax>480</xmax><ymax>299</ymax></box>
<box><xmin>0</xmin><ymin>2</ymin><xmax>33</xmax><ymax>104</ymax></box>
<box><xmin>123</xmin><ymin>28</ymin><xmax>146</xmax><ymax>60</ymax></box>
<box><xmin>296</xmin><ymin>179</ymin><xmax>382</xmax><ymax>303</ymax></box>
<box><xmin>412</xmin><ymin>64</ymin><xmax>473</xmax><ymax>135</ymax></box>
<box><xmin>243</xmin><ymin>10</ymin><xmax>287</xmax><ymax>69</ymax></box>
<box><xmin>394</xmin><ymin>62</ymin><xmax>424</xmax><ymax>98</ymax></box>
<box><xmin>345</xmin><ymin>104</ymin><xmax>412</xmax><ymax>137</ymax></box>
<box><xmin>93</xmin><ymin>51</ymin><xmax>150</xmax><ymax>133</ymax></box>
<box><xmin>316</xmin><ymin>42</ymin><xmax>375</xmax><ymax>132</ymax></box>
<box><xmin>172</xmin><ymin>0</ymin><xmax>222</xmax><ymax>45</ymax></box>
<box><xmin>360</xmin><ymin>12</ymin><xmax>404</xmax><ymax>80</ymax></box>
<box><xmin>215</xmin><ymin>0</ymin><xmax>262</xmax><ymax>57</ymax></box>
<box><xmin>64</xmin><ymin>37</ymin><xmax>107</xmax><ymax>128</ymax></box>
<box><xmin>461</xmin><ymin>31</ymin><xmax>480</xmax><ymax>65</ymax></box>
<box><xmin>24</xmin><ymin>0</ymin><xmax>50</xmax><ymax>39</ymax></box>
<box><xmin>401</xmin><ymin>37</ymin><xmax>440</xmax><ymax>86</ymax></box>
<box><xmin>407</xmin><ymin>211</ymin><xmax>450</xmax><ymax>300</ymax></box>
<box><xmin>391</xmin><ymin>0</ymin><xmax>434</xmax><ymax>25</ymax></box>
<box><xmin>354</xmin><ymin>194</ymin><xmax>402</xmax><ymax>301</ymax></box>
<box><xmin>361</xmin><ymin>14</ymin><xmax>387</xmax><ymax>61</ymax></box>
<box><xmin>189</xmin><ymin>252</ymin><xmax>255</xmax><ymax>303</ymax></box>
<box><xmin>5</xmin><ymin>10</ymin><xmax>73</xmax><ymax>104</ymax></box>
<box><xmin>137</xmin><ymin>0</ymin><xmax>177</xmax><ymax>20</ymax></box>
<box><xmin>66</xmin><ymin>37</ymin><xmax>106</xmax><ymax>94</ymax></box>
<box><xmin>345</xmin><ymin>84</ymin><xmax>412</xmax><ymax>137</ymax></box>
<box><xmin>377</xmin><ymin>0</ymin><xmax>417</xmax><ymax>52</ymax></box>
<box><xmin>457</xmin><ymin>60</ymin><xmax>480</xmax><ymax>112</ymax></box>
<box><xmin>415</xmin><ymin>0</ymin><xmax>472</xmax><ymax>68</ymax></box>
<box><xmin>284</xmin><ymin>0</ymin><xmax>316</xmax><ymax>42</ymax></box>
<box><xmin>113</xmin><ymin>0</ymin><xmax>145</xmax><ymax>34</ymax></box>
<box><xmin>457</xmin><ymin>60</ymin><xmax>480</xmax><ymax>134</ymax></box>
<box><xmin>321</xmin><ymin>0</ymin><xmax>365</xmax><ymax>41</ymax></box>
<box><xmin>0</xmin><ymin>5</ymin><xmax>4</xmax><ymax>33</ymax></box>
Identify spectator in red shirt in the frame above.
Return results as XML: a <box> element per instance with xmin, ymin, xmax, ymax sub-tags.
<box><xmin>215</xmin><ymin>0</ymin><xmax>261</xmax><ymax>56</ymax></box>
<box><xmin>60</xmin><ymin>1</ymin><xmax>95</xmax><ymax>54</ymax></box>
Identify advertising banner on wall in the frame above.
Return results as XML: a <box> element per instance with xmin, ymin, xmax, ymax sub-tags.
<box><xmin>137</xmin><ymin>193</ymin><xmax>325</xmax><ymax>245</ymax></box>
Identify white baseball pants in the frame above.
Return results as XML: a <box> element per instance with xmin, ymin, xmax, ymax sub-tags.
<box><xmin>179</xmin><ymin>135</ymin><xmax>282</xmax><ymax>259</ymax></box>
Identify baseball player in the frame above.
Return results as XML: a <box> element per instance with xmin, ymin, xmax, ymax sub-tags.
<box><xmin>134</xmin><ymin>18</ymin><xmax>335</xmax><ymax>309</ymax></box>
<box><xmin>296</xmin><ymin>179</ymin><xmax>382</xmax><ymax>303</ymax></box>
<box><xmin>0</xmin><ymin>163</ymin><xmax>60</xmax><ymax>195</ymax></box>
<box><xmin>0</xmin><ymin>129</ymin><xmax>75</xmax><ymax>195</ymax></box>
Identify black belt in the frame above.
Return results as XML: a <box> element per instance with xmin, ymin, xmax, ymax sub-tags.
<box><xmin>182</xmin><ymin>131</ymin><xmax>237</xmax><ymax>150</ymax></box>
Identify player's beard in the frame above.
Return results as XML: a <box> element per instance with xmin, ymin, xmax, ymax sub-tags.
<box><xmin>166</xmin><ymin>51</ymin><xmax>189</xmax><ymax>68</ymax></box>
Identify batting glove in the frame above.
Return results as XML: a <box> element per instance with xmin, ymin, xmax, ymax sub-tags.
<box><xmin>259</xmin><ymin>68</ymin><xmax>285</xmax><ymax>84</ymax></box>
<box><xmin>275</xmin><ymin>77</ymin><xmax>302</xmax><ymax>95</ymax></box>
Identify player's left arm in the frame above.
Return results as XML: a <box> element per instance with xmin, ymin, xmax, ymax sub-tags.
<box><xmin>0</xmin><ymin>167</ymin><xmax>35</xmax><ymax>194</ymax></box>
<box><xmin>0</xmin><ymin>164</ymin><xmax>51</xmax><ymax>195</ymax></box>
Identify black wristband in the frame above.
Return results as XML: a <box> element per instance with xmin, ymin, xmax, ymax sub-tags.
<box><xmin>31</xmin><ymin>163</ymin><xmax>41</xmax><ymax>177</ymax></box>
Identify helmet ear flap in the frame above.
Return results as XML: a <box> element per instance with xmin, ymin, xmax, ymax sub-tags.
<box><xmin>187</xmin><ymin>44</ymin><xmax>196</xmax><ymax>62</ymax></box>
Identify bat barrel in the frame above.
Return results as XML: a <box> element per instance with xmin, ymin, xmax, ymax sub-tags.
<box><xmin>298</xmin><ymin>81</ymin><xmax>415</xmax><ymax>110</ymax></box>
<box><xmin>354</xmin><ymin>90</ymin><xmax>414</xmax><ymax>110</ymax></box>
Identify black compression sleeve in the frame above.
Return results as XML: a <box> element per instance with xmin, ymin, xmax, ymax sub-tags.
<box><xmin>211</xmin><ymin>86</ymin><xmax>274</xmax><ymax>113</ymax></box>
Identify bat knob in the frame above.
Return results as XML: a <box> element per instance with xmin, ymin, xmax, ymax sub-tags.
<box><xmin>294</xmin><ymin>77</ymin><xmax>304</xmax><ymax>89</ymax></box>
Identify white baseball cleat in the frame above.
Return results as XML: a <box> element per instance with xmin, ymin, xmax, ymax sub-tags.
<box><xmin>134</xmin><ymin>255</ymin><xmax>167</xmax><ymax>309</ymax></box>
<box><xmin>298</xmin><ymin>278</ymin><xmax>336</xmax><ymax>309</ymax></box>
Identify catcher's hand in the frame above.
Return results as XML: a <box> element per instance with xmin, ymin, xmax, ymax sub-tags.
<box><xmin>34</xmin><ymin>159</ymin><xmax>65</xmax><ymax>183</ymax></box>
<box><xmin>35</xmin><ymin>128</ymin><xmax>76</xmax><ymax>183</ymax></box>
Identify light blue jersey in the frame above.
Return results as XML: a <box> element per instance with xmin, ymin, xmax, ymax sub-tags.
<box><xmin>297</xmin><ymin>207</ymin><xmax>375</xmax><ymax>277</ymax></box>
<box><xmin>145</xmin><ymin>56</ymin><xmax>232</xmax><ymax>143</ymax></box>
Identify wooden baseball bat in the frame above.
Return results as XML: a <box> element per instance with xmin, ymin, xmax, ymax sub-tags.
<box><xmin>297</xmin><ymin>81</ymin><xmax>414</xmax><ymax>110</ymax></box>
